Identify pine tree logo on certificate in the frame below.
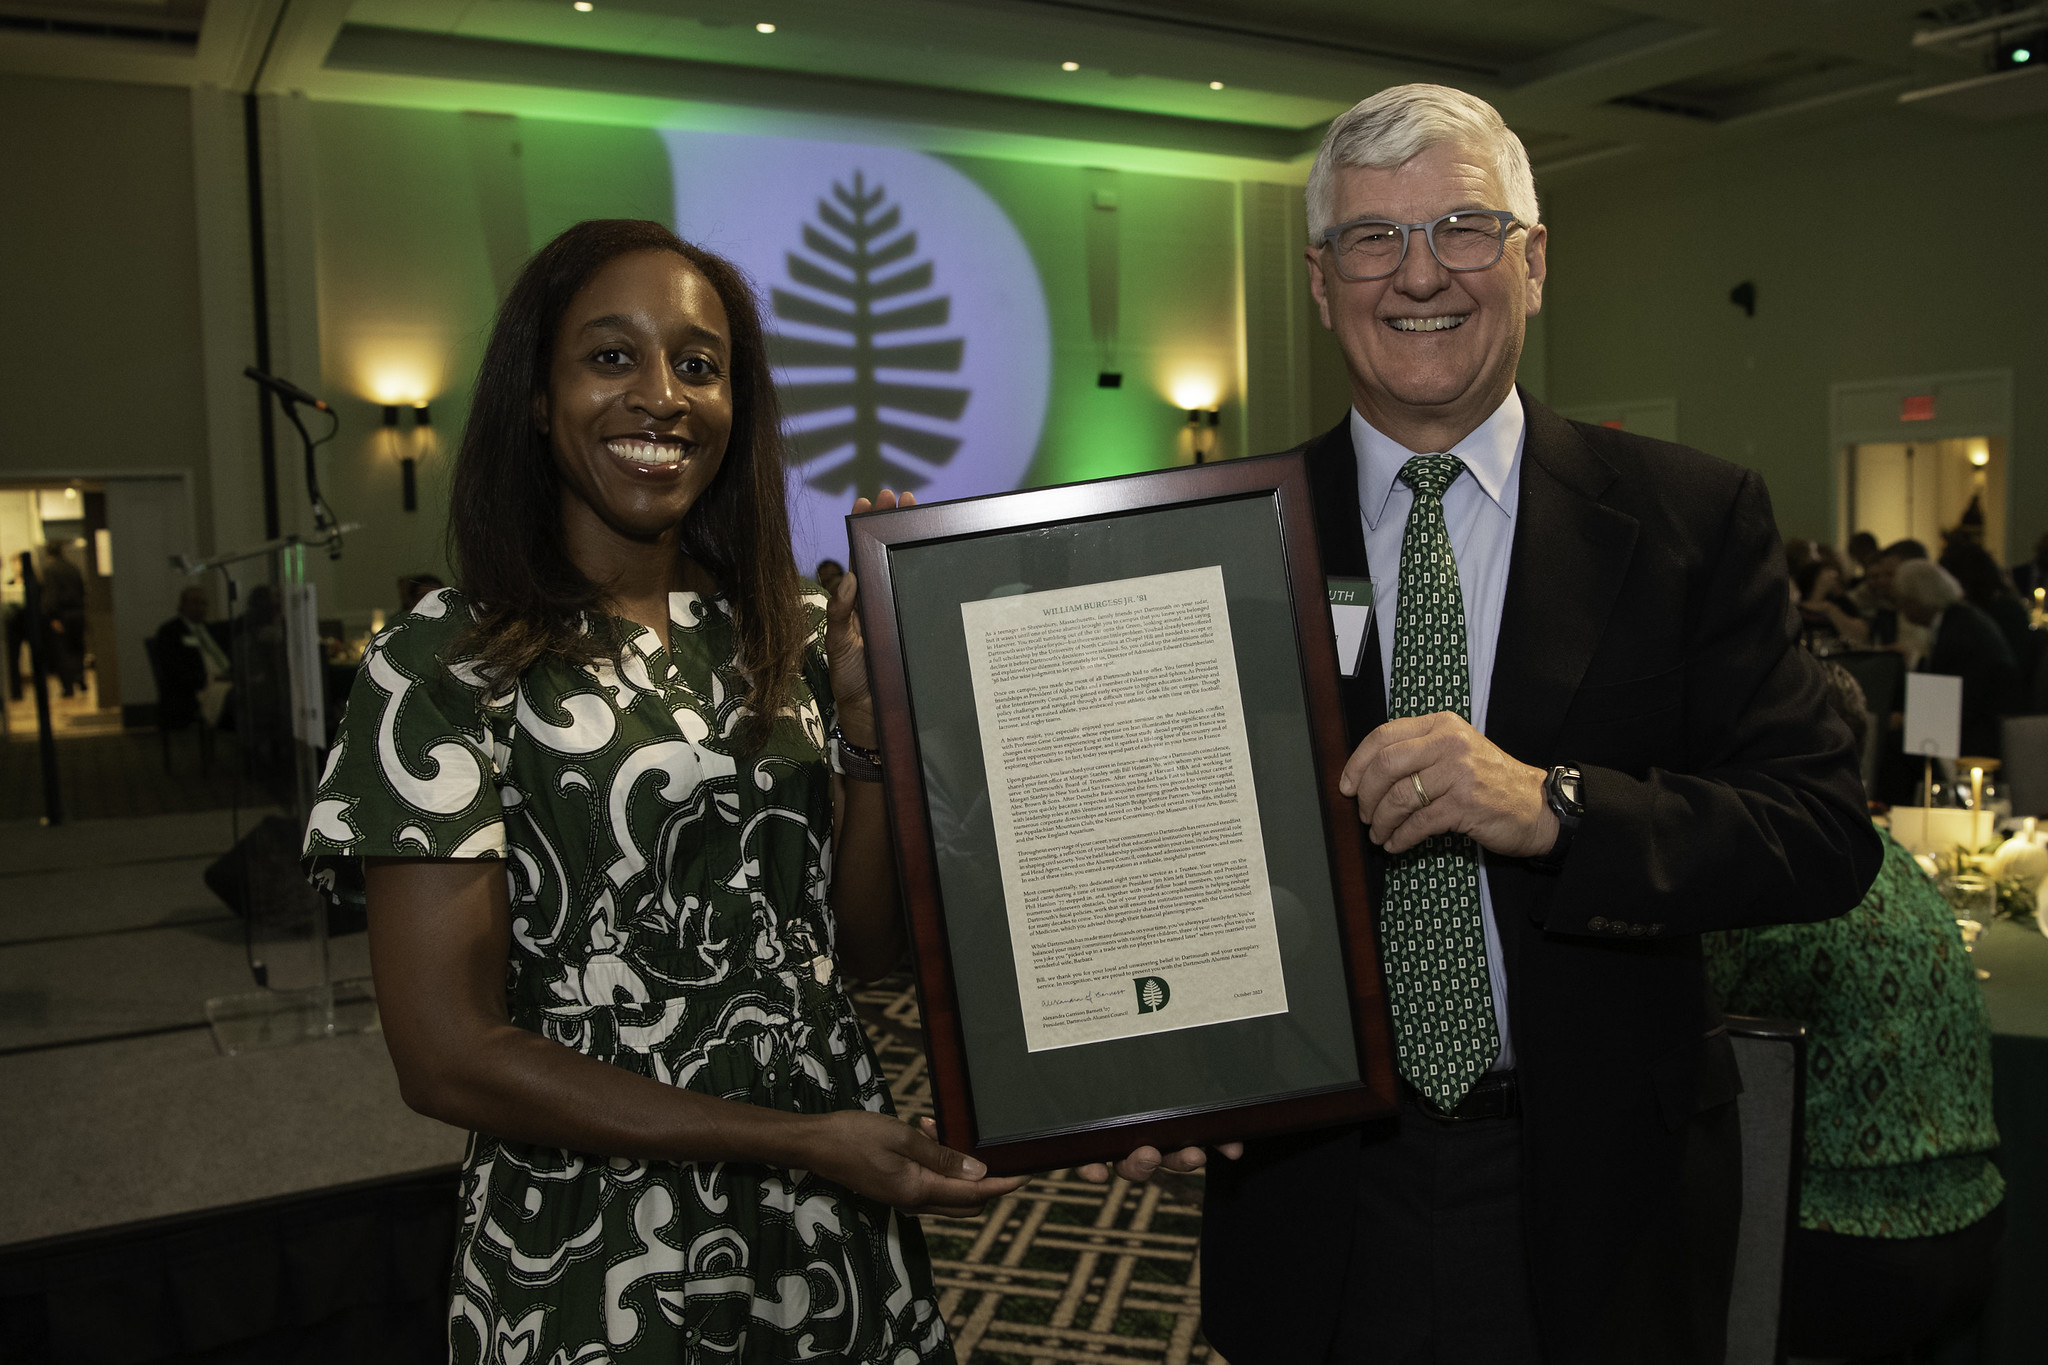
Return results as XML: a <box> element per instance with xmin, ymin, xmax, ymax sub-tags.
<box><xmin>1134</xmin><ymin>976</ymin><xmax>1172</xmax><ymax>1014</ymax></box>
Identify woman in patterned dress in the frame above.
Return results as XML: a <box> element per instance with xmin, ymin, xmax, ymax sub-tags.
<box><xmin>304</xmin><ymin>219</ymin><xmax>1022</xmax><ymax>1363</ymax></box>
<box><xmin>1705</xmin><ymin>661</ymin><xmax>2003</xmax><ymax>1359</ymax></box>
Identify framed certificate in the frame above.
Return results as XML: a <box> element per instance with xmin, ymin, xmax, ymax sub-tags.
<box><xmin>847</xmin><ymin>452</ymin><xmax>1397</xmax><ymax>1174</ymax></box>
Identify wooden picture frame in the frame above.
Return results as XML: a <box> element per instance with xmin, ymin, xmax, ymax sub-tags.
<box><xmin>847</xmin><ymin>451</ymin><xmax>1396</xmax><ymax>1175</ymax></box>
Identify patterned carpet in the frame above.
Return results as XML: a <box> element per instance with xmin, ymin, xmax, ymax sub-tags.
<box><xmin>848</xmin><ymin>980</ymin><xmax>1228</xmax><ymax>1365</ymax></box>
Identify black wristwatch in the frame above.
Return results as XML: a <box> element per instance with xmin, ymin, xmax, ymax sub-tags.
<box><xmin>1529</xmin><ymin>765</ymin><xmax>1585</xmax><ymax>873</ymax></box>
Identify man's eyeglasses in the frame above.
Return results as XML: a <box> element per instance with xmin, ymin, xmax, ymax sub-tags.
<box><xmin>1318</xmin><ymin>209</ymin><xmax>1521</xmax><ymax>282</ymax></box>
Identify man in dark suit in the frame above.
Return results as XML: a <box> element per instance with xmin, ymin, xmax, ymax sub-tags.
<box><xmin>1894</xmin><ymin>559</ymin><xmax>2018</xmax><ymax>758</ymax></box>
<box><xmin>1180</xmin><ymin>85</ymin><xmax>1879</xmax><ymax>1364</ymax></box>
<box><xmin>153</xmin><ymin>585</ymin><xmax>231</xmax><ymax>730</ymax></box>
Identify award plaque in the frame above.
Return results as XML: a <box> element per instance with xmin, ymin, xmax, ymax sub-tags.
<box><xmin>847</xmin><ymin>452</ymin><xmax>1397</xmax><ymax>1174</ymax></box>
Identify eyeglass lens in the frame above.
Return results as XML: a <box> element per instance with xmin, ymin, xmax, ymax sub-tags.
<box><xmin>1333</xmin><ymin>214</ymin><xmax>1508</xmax><ymax>279</ymax></box>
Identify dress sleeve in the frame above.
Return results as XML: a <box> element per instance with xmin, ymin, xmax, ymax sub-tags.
<box><xmin>302</xmin><ymin>600</ymin><xmax>509</xmax><ymax>904</ymax></box>
<box><xmin>799</xmin><ymin>582</ymin><xmax>841</xmax><ymax>769</ymax></box>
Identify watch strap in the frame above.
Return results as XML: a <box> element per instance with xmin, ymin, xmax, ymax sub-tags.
<box><xmin>1529</xmin><ymin>765</ymin><xmax>1583</xmax><ymax>872</ymax></box>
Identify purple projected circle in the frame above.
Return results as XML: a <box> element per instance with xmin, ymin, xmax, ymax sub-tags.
<box><xmin>665</xmin><ymin>131</ymin><xmax>1052</xmax><ymax>577</ymax></box>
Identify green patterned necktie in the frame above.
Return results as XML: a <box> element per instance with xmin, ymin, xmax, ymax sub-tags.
<box><xmin>1384</xmin><ymin>453</ymin><xmax>1499</xmax><ymax>1111</ymax></box>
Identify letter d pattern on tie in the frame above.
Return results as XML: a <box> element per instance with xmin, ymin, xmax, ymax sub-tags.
<box><xmin>1385</xmin><ymin>454</ymin><xmax>1500</xmax><ymax>1110</ymax></box>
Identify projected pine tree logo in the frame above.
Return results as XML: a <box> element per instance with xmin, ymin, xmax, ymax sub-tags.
<box><xmin>770</xmin><ymin>171</ymin><xmax>968</xmax><ymax>494</ymax></box>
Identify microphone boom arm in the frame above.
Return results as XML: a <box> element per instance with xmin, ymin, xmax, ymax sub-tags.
<box><xmin>241</xmin><ymin>365</ymin><xmax>344</xmax><ymax>559</ymax></box>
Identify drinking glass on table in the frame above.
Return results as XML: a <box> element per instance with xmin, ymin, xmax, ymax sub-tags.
<box><xmin>1941</xmin><ymin>861</ymin><xmax>1996</xmax><ymax>979</ymax></box>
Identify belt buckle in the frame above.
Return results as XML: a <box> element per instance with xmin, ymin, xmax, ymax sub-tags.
<box><xmin>1416</xmin><ymin>1073</ymin><xmax>1515</xmax><ymax>1123</ymax></box>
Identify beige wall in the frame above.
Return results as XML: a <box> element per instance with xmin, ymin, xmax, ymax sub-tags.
<box><xmin>306</xmin><ymin>103</ymin><xmax>681</xmax><ymax>626</ymax></box>
<box><xmin>1541</xmin><ymin>105</ymin><xmax>2048</xmax><ymax>555</ymax></box>
<box><xmin>0</xmin><ymin>75</ymin><xmax>213</xmax><ymax>548</ymax></box>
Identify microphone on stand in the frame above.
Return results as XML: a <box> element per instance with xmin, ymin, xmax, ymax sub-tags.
<box><xmin>242</xmin><ymin>365</ymin><xmax>331</xmax><ymax>412</ymax></box>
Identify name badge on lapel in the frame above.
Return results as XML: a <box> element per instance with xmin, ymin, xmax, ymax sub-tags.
<box><xmin>1327</xmin><ymin>577</ymin><xmax>1373</xmax><ymax>679</ymax></box>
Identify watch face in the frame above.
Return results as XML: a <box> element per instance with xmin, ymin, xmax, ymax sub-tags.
<box><xmin>1554</xmin><ymin>768</ymin><xmax>1584</xmax><ymax>811</ymax></box>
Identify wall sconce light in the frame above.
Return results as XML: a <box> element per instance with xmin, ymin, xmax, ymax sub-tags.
<box><xmin>1186</xmin><ymin>408</ymin><xmax>1221</xmax><ymax>463</ymax></box>
<box><xmin>383</xmin><ymin>403</ymin><xmax>424</xmax><ymax>512</ymax></box>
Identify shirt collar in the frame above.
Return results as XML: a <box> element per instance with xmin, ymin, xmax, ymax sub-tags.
<box><xmin>1351</xmin><ymin>389</ymin><xmax>1526</xmax><ymax>530</ymax></box>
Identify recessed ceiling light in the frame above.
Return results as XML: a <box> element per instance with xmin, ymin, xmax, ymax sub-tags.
<box><xmin>1209</xmin><ymin>80</ymin><xmax>1224</xmax><ymax>90</ymax></box>
<box><xmin>572</xmin><ymin>1</ymin><xmax>592</xmax><ymax>10</ymax></box>
<box><xmin>1061</xmin><ymin>60</ymin><xmax>1079</xmax><ymax>71</ymax></box>
<box><xmin>756</xmin><ymin>21</ymin><xmax>776</xmax><ymax>32</ymax></box>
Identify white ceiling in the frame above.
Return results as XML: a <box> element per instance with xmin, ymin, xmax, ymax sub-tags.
<box><xmin>1</xmin><ymin>0</ymin><xmax>2041</xmax><ymax>180</ymax></box>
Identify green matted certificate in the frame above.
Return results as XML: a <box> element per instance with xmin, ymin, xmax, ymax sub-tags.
<box><xmin>847</xmin><ymin>453</ymin><xmax>1397</xmax><ymax>1175</ymax></box>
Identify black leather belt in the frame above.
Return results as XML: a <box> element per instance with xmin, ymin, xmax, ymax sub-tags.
<box><xmin>1404</xmin><ymin>1070</ymin><xmax>1519</xmax><ymax>1122</ymax></box>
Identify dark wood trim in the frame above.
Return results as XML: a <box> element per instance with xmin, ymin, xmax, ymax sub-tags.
<box><xmin>848</xmin><ymin>453</ymin><xmax>1395</xmax><ymax>1174</ymax></box>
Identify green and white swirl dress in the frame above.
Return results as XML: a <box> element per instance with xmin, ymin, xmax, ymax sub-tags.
<box><xmin>304</xmin><ymin>585</ymin><xmax>952</xmax><ymax>1364</ymax></box>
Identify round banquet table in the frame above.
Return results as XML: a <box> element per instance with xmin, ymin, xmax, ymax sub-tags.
<box><xmin>1960</xmin><ymin>919</ymin><xmax>2048</xmax><ymax>1365</ymax></box>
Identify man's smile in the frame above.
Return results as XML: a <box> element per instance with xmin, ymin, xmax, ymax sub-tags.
<box><xmin>1385</xmin><ymin>314</ymin><xmax>1469</xmax><ymax>332</ymax></box>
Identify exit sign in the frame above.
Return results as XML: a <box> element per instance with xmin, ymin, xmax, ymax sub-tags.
<box><xmin>1901</xmin><ymin>394</ymin><xmax>1936</xmax><ymax>422</ymax></box>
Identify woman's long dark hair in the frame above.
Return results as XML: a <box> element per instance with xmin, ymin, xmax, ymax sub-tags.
<box><xmin>449</xmin><ymin>219</ymin><xmax>804</xmax><ymax>746</ymax></box>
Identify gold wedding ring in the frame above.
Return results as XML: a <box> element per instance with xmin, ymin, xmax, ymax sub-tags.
<box><xmin>1411</xmin><ymin>772</ymin><xmax>1431</xmax><ymax>807</ymax></box>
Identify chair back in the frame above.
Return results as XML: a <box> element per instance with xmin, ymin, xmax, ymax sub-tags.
<box><xmin>1832</xmin><ymin>648</ymin><xmax>1903</xmax><ymax>719</ymax></box>
<box><xmin>2000</xmin><ymin>715</ymin><xmax>2048</xmax><ymax>817</ymax></box>
<box><xmin>1830</xmin><ymin>650</ymin><xmax>1904</xmax><ymax>790</ymax></box>
<box><xmin>1722</xmin><ymin>1015</ymin><xmax>1806</xmax><ymax>1365</ymax></box>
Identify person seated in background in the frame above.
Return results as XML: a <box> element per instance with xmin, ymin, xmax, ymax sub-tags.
<box><xmin>154</xmin><ymin>585</ymin><xmax>231</xmax><ymax>729</ymax></box>
<box><xmin>1895</xmin><ymin>558</ymin><xmax>2018</xmax><ymax>758</ymax></box>
<box><xmin>1706</xmin><ymin>661</ymin><xmax>2004</xmax><ymax>1363</ymax></box>
<box><xmin>815</xmin><ymin>557</ymin><xmax>846</xmax><ymax>594</ymax></box>
<box><xmin>1940</xmin><ymin>535</ymin><xmax>2038</xmax><ymax>684</ymax></box>
<box><xmin>1863</xmin><ymin>539</ymin><xmax>1930</xmax><ymax>651</ymax></box>
<box><xmin>1794</xmin><ymin>558</ymin><xmax>1869</xmax><ymax>650</ymax></box>
<box><xmin>1847</xmin><ymin>530</ymin><xmax>1881</xmax><ymax>581</ymax></box>
<box><xmin>1783</xmin><ymin>536</ymin><xmax>1818</xmax><ymax>579</ymax></box>
<box><xmin>1814</xmin><ymin>540</ymin><xmax>1855</xmax><ymax>582</ymax></box>
<box><xmin>397</xmin><ymin>572</ymin><xmax>445</xmax><ymax>614</ymax></box>
<box><xmin>2009</xmin><ymin>530</ymin><xmax>2048</xmax><ymax>597</ymax></box>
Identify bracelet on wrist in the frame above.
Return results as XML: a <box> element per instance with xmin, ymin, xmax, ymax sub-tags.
<box><xmin>831</xmin><ymin>726</ymin><xmax>884</xmax><ymax>784</ymax></box>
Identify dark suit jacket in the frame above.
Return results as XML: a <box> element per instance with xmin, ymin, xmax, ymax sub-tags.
<box><xmin>1201</xmin><ymin>394</ymin><xmax>1882</xmax><ymax>1365</ymax></box>
<box><xmin>153</xmin><ymin>616</ymin><xmax>213</xmax><ymax>730</ymax></box>
<box><xmin>1922</xmin><ymin>601</ymin><xmax>2019</xmax><ymax>759</ymax></box>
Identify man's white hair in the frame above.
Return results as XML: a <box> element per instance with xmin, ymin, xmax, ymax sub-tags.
<box><xmin>1892</xmin><ymin>560</ymin><xmax>1965</xmax><ymax>617</ymax></box>
<box><xmin>1305</xmin><ymin>84</ymin><xmax>1539</xmax><ymax>240</ymax></box>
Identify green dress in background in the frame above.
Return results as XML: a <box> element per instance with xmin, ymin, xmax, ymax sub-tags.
<box><xmin>1706</xmin><ymin>827</ymin><xmax>2003</xmax><ymax>1239</ymax></box>
<box><xmin>303</xmin><ymin>586</ymin><xmax>952</xmax><ymax>1364</ymax></box>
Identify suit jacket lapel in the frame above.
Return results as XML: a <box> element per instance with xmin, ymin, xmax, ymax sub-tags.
<box><xmin>1302</xmin><ymin>417</ymin><xmax>1387</xmax><ymax>741</ymax></box>
<box><xmin>1485</xmin><ymin>391</ymin><xmax>1640</xmax><ymax>764</ymax></box>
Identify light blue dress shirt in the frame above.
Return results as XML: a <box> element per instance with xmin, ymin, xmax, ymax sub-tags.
<box><xmin>1350</xmin><ymin>390</ymin><xmax>1526</xmax><ymax>1071</ymax></box>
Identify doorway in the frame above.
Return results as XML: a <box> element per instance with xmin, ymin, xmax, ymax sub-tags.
<box><xmin>1842</xmin><ymin>437</ymin><xmax>2006</xmax><ymax>561</ymax></box>
<box><xmin>2</xmin><ymin>474</ymin><xmax>196</xmax><ymax>740</ymax></box>
<box><xmin>1829</xmin><ymin>369</ymin><xmax>2013</xmax><ymax>556</ymax></box>
<box><xmin>1</xmin><ymin>483</ymin><xmax>118</xmax><ymax>739</ymax></box>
